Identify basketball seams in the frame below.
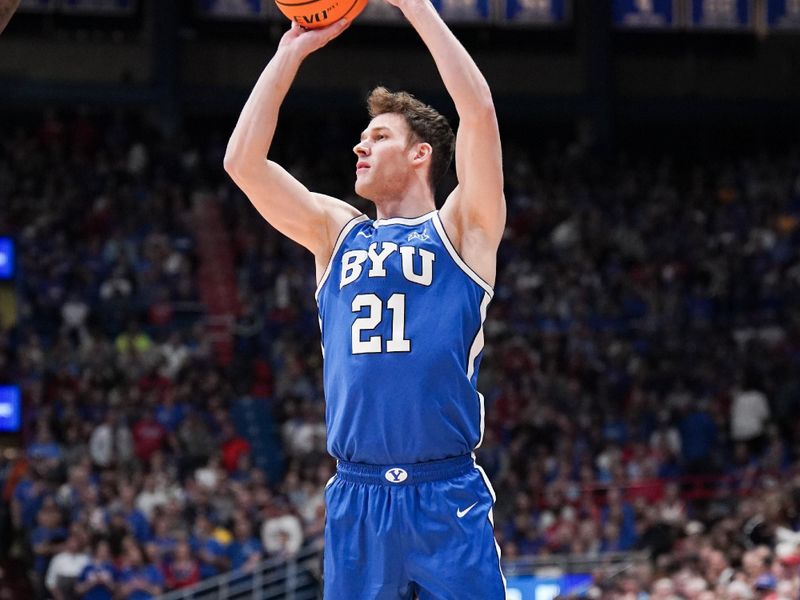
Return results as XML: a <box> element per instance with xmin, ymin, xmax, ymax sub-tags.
<box><xmin>276</xmin><ymin>0</ymin><xmax>368</xmax><ymax>25</ymax></box>
<box><xmin>275</xmin><ymin>0</ymin><xmax>321</xmax><ymax>6</ymax></box>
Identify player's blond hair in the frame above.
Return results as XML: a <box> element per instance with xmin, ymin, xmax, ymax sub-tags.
<box><xmin>367</xmin><ymin>87</ymin><xmax>455</xmax><ymax>190</ymax></box>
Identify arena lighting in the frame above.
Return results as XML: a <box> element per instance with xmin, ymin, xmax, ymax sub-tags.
<box><xmin>0</xmin><ymin>385</ymin><xmax>21</xmax><ymax>433</ymax></box>
<box><xmin>0</xmin><ymin>237</ymin><xmax>14</xmax><ymax>280</ymax></box>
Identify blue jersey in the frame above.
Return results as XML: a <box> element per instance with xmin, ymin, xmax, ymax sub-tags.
<box><xmin>316</xmin><ymin>210</ymin><xmax>493</xmax><ymax>464</ymax></box>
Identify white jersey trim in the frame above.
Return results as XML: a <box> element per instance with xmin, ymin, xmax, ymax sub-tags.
<box><xmin>372</xmin><ymin>210</ymin><xmax>438</xmax><ymax>227</ymax></box>
<box><xmin>468</xmin><ymin>292</ymin><xmax>491</xmax><ymax>449</ymax></box>
<box><xmin>318</xmin><ymin>315</ymin><xmax>325</xmax><ymax>359</ymax></box>
<box><xmin>467</xmin><ymin>292</ymin><xmax>491</xmax><ymax>380</ymax></box>
<box><xmin>315</xmin><ymin>214</ymin><xmax>370</xmax><ymax>301</ymax></box>
<box><xmin>476</xmin><ymin>392</ymin><xmax>487</xmax><ymax>449</ymax></box>
<box><xmin>472</xmin><ymin>455</ymin><xmax>507</xmax><ymax>594</ymax></box>
<box><xmin>431</xmin><ymin>213</ymin><xmax>494</xmax><ymax>297</ymax></box>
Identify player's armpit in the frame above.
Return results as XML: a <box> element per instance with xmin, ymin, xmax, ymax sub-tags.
<box><xmin>439</xmin><ymin>200</ymin><xmax>503</xmax><ymax>289</ymax></box>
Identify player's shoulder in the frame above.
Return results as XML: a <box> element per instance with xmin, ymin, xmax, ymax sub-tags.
<box><xmin>313</xmin><ymin>193</ymin><xmax>362</xmax><ymax>223</ymax></box>
<box><xmin>310</xmin><ymin>192</ymin><xmax>366</xmax><ymax>254</ymax></box>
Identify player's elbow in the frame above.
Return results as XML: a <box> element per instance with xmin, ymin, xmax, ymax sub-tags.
<box><xmin>223</xmin><ymin>135</ymin><xmax>258</xmax><ymax>178</ymax></box>
<box><xmin>223</xmin><ymin>152</ymin><xmax>260</xmax><ymax>188</ymax></box>
<box><xmin>465</xmin><ymin>82</ymin><xmax>495</xmax><ymax>117</ymax></box>
<box><xmin>223</xmin><ymin>147</ymin><xmax>245</xmax><ymax>180</ymax></box>
<box><xmin>461</xmin><ymin>95</ymin><xmax>497</xmax><ymax>128</ymax></box>
<box><xmin>224</xmin><ymin>153</ymin><xmax>280</xmax><ymax>194</ymax></box>
<box><xmin>476</xmin><ymin>96</ymin><xmax>497</xmax><ymax>122</ymax></box>
<box><xmin>475</xmin><ymin>83</ymin><xmax>495</xmax><ymax>110</ymax></box>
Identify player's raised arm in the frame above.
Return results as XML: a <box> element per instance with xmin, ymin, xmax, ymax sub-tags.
<box><xmin>223</xmin><ymin>21</ymin><xmax>361</xmax><ymax>264</ymax></box>
<box><xmin>0</xmin><ymin>0</ymin><xmax>21</xmax><ymax>34</ymax></box>
<box><xmin>389</xmin><ymin>0</ymin><xmax>505</xmax><ymax>283</ymax></box>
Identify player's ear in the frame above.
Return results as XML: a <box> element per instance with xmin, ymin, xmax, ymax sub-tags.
<box><xmin>411</xmin><ymin>142</ymin><xmax>432</xmax><ymax>166</ymax></box>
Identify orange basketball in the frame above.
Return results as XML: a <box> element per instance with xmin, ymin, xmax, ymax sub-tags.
<box><xmin>276</xmin><ymin>0</ymin><xmax>369</xmax><ymax>29</ymax></box>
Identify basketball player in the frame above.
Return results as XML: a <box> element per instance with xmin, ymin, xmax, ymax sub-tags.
<box><xmin>224</xmin><ymin>1</ymin><xmax>505</xmax><ymax>597</ymax></box>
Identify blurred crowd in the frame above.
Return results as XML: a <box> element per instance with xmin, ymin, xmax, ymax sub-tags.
<box><xmin>0</xmin><ymin>110</ymin><xmax>326</xmax><ymax>600</ymax></box>
<box><xmin>1</xmin><ymin>109</ymin><xmax>800</xmax><ymax>599</ymax></box>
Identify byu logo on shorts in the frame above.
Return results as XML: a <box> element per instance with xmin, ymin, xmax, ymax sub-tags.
<box><xmin>384</xmin><ymin>468</ymin><xmax>408</xmax><ymax>483</ymax></box>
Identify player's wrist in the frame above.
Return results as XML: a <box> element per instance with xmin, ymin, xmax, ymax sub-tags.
<box><xmin>275</xmin><ymin>41</ymin><xmax>311</xmax><ymax>66</ymax></box>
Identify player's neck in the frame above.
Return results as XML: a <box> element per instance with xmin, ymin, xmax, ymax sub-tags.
<box><xmin>373</xmin><ymin>186</ymin><xmax>435</xmax><ymax>221</ymax></box>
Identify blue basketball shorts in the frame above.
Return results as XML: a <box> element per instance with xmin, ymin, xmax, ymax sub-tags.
<box><xmin>323</xmin><ymin>454</ymin><xmax>506</xmax><ymax>600</ymax></box>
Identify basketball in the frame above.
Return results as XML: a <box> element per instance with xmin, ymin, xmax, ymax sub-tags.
<box><xmin>275</xmin><ymin>0</ymin><xmax>369</xmax><ymax>29</ymax></box>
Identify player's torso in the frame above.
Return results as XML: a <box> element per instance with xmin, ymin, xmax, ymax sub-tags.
<box><xmin>316</xmin><ymin>210</ymin><xmax>493</xmax><ymax>464</ymax></box>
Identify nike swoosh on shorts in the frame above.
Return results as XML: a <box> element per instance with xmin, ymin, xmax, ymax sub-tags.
<box><xmin>457</xmin><ymin>501</ymin><xmax>479</xmax><ymax>518</ymax></box>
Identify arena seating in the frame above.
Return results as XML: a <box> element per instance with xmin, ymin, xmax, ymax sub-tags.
<box><xmin>2</xmin><ymin>110</ymin><xmax>800</xmax><ymax>599</ymax></box>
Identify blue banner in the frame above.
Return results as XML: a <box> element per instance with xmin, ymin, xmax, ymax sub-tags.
<box><xmin>613</xmin><ymin>0</ymin><xmax>676</xmax><ymax>27</ymax></box>
<box><xmin>504</xmin><ymin>0</ymin><xmax>569</xmax><ymax>25</ymax></box>
<box><xmin>0</xmin><ymin>238</ymin><xmax>14</xmax><ymax>281</ymax></box>
<box><xmin>0</xmin><ymin>386</ymin><xmax>21</xmax><ymax>434</ymax></box>
<box><xmin>432</xmin><ymin>0</ymin><xmax>491</xmax><ymax>22</ymax></box>
<box><xmin>690</xmin><ymin>0</ymin><xmax>752</xmax><ymax>28</ymax></box>
<box><xmin>767</xmin><ymin>0</ymin><xmax>800</xmax><ymax>29</ymax></box>
<box><xmin>506</xmin><ymin>574</ymin><xmax>593</xmax><ymax>600</ymax></box>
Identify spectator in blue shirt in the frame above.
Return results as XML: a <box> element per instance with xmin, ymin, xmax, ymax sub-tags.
<box><xmin>600</xmin><ymin>488</ymin><xmax>638</xmax><ymax>551</ymax></box>
<box><xmin>30</xmin><ymin>498</ymin><xmax>68</xmax><ymax>580</ymax></box>
<box><xmin>116</xmin><ymin>543</ymin><xmax>164</xmax><ymax>600</ymax></box>
<box><xmin>227</xmin><ymin>516</ymin><xmax>262</xmax><ymax>572</ymax></box>
<box><xmin>190</xmin><ymin>512</ymin><xmax>229</xmax><ymax>578</ymax></box>
<box><xmin>27</xmin><ymin>422</ymin><xmax>64</xmax><ymax>464</ymax></box>
<box><xmin>75</xmin><ymin>538</ymin><xmax>116</xmax><ymax>600</ymax></box>
<box><xmin>678</xmin><ymin>400</ymin><xmax>719</xmax><ymax>474</ymax></box>
<box><xmin>113</xmin><ymin>483</ymin><xmax>151</xmax><ymax>544</ymax></box>
<box><xmin>148</xmin><ymin>514</ymin><xmax>177</xmax><ymax>564</ymax></box>
<box><xmin>11</xmin><ymin>470</ymin><xmax>47</xmax><ymax>532</ymax></box>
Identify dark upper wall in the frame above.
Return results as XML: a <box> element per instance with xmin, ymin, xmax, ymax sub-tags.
<box><xmin>1</xmin><ymin>0</ymin><xmax>799</xmax><ymax>140</ymax></box>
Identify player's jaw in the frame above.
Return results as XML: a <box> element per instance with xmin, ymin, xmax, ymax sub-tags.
<box><xmin>355</xmin><ymin>148</ymin><xmax>409</xmax><ymax>200</ymax></box>
<box><xmin>354</xmin><ymin>159</ymin><xmax>411</xmax><ymax>203</ymax></box>
<box><xmin>354</xmin><ymin>159</ymin><xmax>375</xmax><ymax>198</ymax></box>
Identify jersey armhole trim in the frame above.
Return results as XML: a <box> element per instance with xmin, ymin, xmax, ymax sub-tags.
<box><xmin>432</xmin><ymin>213</ymin><xmax>494</xmax><ymax>297</ymax></box>
<box><xmin>315</xmin><ymin>214</ymin><xmax>370</xmax><ymax>300</ymax></box>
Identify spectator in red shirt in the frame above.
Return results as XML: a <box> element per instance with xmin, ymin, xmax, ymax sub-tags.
<box><xmin>132</xmin><ymin>409</ymin><xmax>168</xmax><ymax>463</ymax></box>
<box><xmin>219</xmin><ymin>421</ymin><xmax>251</xmax><ymax>474</ymax></box>
<box><xmin>163</xmin><ymin>540</ymin><xmax>200</xmax><ymax>590</ymax></box>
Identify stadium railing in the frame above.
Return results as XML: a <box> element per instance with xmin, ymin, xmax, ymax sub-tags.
<box><xmin>156</xmin><ymin>545</ymin><xmax>323</xmax><ymax>600</ymax></box>
<box><xmin>155</xmin><ymin>545</ymin><xmax>650</xmax><ymax>600</ymax></box>
<box><xmin>503</xmin><ymin>550</ymin><xmax>650</xmax><ymax>578</ymax></box>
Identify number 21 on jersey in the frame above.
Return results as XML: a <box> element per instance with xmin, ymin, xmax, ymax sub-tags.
<box><xmin>351</xmin><ymin>293</ymin><xmax>410</xmax><ymax>354</ymax></box>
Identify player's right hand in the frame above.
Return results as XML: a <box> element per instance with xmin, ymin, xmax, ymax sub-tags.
<box><xmin>278</xmin><ymin>19</ymin><xmax>350</xmax><ymax>58</ymax></box>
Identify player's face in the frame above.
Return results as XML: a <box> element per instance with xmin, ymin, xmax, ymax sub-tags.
<box><xmin>353</xmin><ymin>113</ymin><xmax>417</xmax><ymax>201</ymax></box>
